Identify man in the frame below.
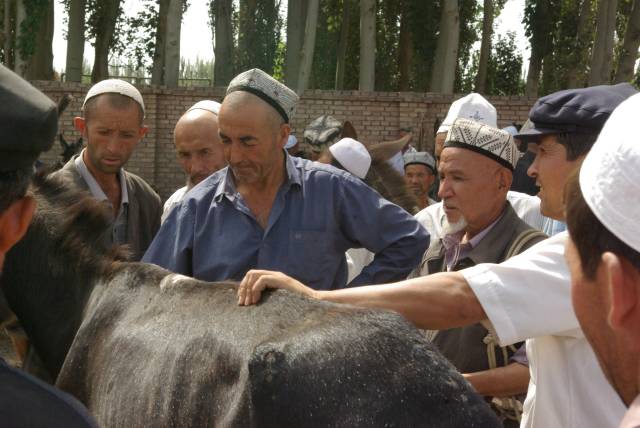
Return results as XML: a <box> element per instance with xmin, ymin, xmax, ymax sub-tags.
<box><xmin>564</xmin><ymin>93</ymin><xmax>640</xmax><ymax>428</ymax></box>
<box><xmin>162</xmin><ymin>100</ymin><xmax>226</xmax><ymax>222</ymax></box>
<box><xmin>0</xmin><ymin>65</ymin><xmax>97</xmax><ymax>427</ymax></box>
<box><xmin>52</xmin><ymin>79</ymin><xmax>162</xmax><ymax>260</ymax></box>
<box><xmin>403</xmin><ymin>152</ymin><xmax>436</xmax><ymax>209</ymax></box>
<box><xmin>144</xmin><ymin>69</ymin><xmax>427</xmax><ymax>290</ymax></box>
<box><xmin>237</xmin><ymin>83</ymin><xmax>637</xmax><ymax>428</ymax></box>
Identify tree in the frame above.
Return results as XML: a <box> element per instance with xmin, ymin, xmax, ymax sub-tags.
<box><xmin>211</xmin><ymin>0</ymin><xmax>234</xmax><ymax>86</ymax></box>
<box><xmin>14</xmin><ymin>0</ymin><xmax>26</xmax><ymax>75</ymax></box>
<box><xmin>296</xmin><ymin>0</ymin><xmax>319</xmax><ymax>94</ymax></box>
<box><xmin>475</xmin><ymin>0</ymin><xmax>494</xmax><ymax>93</ymax></box>
<box><xmin>65</xmin><ymin>0</ymin><xmax>85</xmax><ymax>82</ymax></box>
<box><xmin>490</xmin><ymin>31</ymin><xmax>524</xmax><ymax>95</ymax></box>
<box><xmin>335</xmin><ymin>0</ymin><xmax>352</xmax><ymax>90</ymax></box>
<box><xmin>25</xmin><ymin>0</ymin><xmax>54</xmax><ymax>80</ymax></box>
<box><xmin>359</xmin><ymin>0</ymin><xmax>375</xmax><ymax>91</ymax></box>
<box><xmin>615</xmin><ymin>0</ymin><xmax>640</xmax><ymax>82</ymax></box>
<box><xmin>523</xmin><ymin>0</ymin><xmax>557</xmax><ymax>96</ymax></box>
<box><xmin>285</xmin><ymin>0</ymin><xmax>307</xmax><ymax>88</ymax></box>
<box><xmin>151</xmin><ymin>0</ymin><xmax>169</xmax><ymax>85</ymax></box>
<box><xmin>237</xmin><ymin>0</ymin><xmax>281</xmax><ymax>74</ymax></box>
<box><xmin>565</xmin><ymin>0</ymin><xmax>594</xmax><ymax>88</ymax></box>
<box><xmin>398</xmin><ymin>3</ymin><xmax>413</xmax><ymax>91</ymax></box>
<box><xmin>163</xmin><ymin>0</ymin><xmax>183</xmax><ymax>87</ymax></box>
<box><xmin>589</xmin><ymin>0</ymin><xmax>618</xmax><ymax>85</ymax></box>
<box><xmin>430</xmin><ymin>0</ymin><xmax>459</xmax><ymax>94</ymax></box>
<box><xmin>88</xmin><ymin>0</ymin><xmax>123</xmax><ymax>82</ymax></box>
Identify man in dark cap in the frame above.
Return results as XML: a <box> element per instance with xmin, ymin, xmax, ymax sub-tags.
<box><xmin>237</xmin><ymin>84</ymin><xmax>637</xmax><ymax>428</ymax></box>
<box><xmin>403</xmin><ymin>151</ymin><xmax>436</xmax><ymax>209</ymax></box>
<box><xmin>144</xmin><ymin>68</ymin><xmax>428</xmax><ymax>290</ymax></box>
<box><xmin>0</xmin><ymin>65</ymin><xmax>97</xmax><ymax>427</ymax></box>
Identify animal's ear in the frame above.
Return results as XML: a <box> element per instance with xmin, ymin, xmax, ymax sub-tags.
<box><xmin>59</xmin><ymin>134</ymin><xmax>70</xmax><ymax>150</ymax></box>
<box><xmin>342</xmin><ymin>121</ymin><xmax>358</xmax><ymax>140</ymax></box>
<box><xmin>0</xmin><ymin>196</ymin><xmax>35</xmax><ymax>257</ymax></box>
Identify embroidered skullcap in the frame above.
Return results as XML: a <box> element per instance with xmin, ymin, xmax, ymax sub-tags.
<box><xmin>444</xmin><ymin>118</ymin><xmax>519</xmax><ymax>170</ymax></box>
<box><xmin>82</xmin><ymin>79</ymin><xmax>145</xmax><ymax>117</ymax></box>
<box><xmin>285</xmin><ymin>135</ymin><xmax>298</xmax><ymax>149</ymax></box>
<box><xmin>304</xmin><ymin>115</ymin><xmax>343</xmax><ymax>151</ymax></box>
<box><xmin>437</xmin><ymin>93</ymin><xmax>497</xmax><ymax>135</ymax></box>
<box><xmin>579</xmin><ymin>92</ymin><xmax>640</xmax><ymax>253</ymax></box>
<box><xmin>0</xmin><ymin>64</ymin><xmax>57</xmax><ymax>172</ymax></box>
<box><xmin>329</xmin><ymin>138</ymin><xmax>371</xmax><ymax>179</ymax></box>
<box><xmin>403</xmin><ymin>152</ymin><xmax>436</xmax><ymax>174</ymax></box>
<box><xmin>226</xmin><ymin>68</ymin><xmax>298</xmax><ymax>123</ymax></box>
<box><xmin>187</xmin><ymin>100</ymin><xmax>221</xmax><ymax>115</ymax></box>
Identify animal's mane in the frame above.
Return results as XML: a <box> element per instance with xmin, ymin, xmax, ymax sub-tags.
<box><xmin>30</xmin><ymin>171</ymin><xmax>130</xmax><ymax>275</ymax></box>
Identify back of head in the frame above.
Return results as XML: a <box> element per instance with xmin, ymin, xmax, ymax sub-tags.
<box><xmin>437</xmin><ymin>93</ymin><xmax>498</xmax><ymax>135</ymax></box>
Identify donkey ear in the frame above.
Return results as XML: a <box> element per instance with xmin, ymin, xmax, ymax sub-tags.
<box><xmin>59</xmin><ymin>134</ymin><xmax>70</xmax><ymax>150</ymax></box>
<box><xmin>342</xmin><ymin>121</ymin><xmax>358</xmax><ymax>140</ymax></box>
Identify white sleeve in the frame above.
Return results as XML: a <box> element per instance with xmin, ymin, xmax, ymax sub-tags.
<box><xmin>461</xmin><ymin>232</ymin><xmax>582</xmax><ymax>346</ymax></box>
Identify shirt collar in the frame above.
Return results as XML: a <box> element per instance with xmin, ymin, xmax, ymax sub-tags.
<box><xmin>75</xmin><ymin>149</ymin><xmax>129</xmax><ymax>207</ymax></box>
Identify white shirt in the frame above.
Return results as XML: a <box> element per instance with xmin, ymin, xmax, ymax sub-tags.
<box><xmin>461</xmin><ymin>232</ymin><xmax>626</xmax><ymax>428</ymax></box>
<box><xmin>161</xmin><ymin>186</ymin><xmax>188</xmax><ymax>223</ymax></box>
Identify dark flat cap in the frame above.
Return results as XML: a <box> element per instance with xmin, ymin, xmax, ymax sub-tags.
<box><xmin>0</xmin><ymin>65</ymin><xmax>57</xmax><ymax>172</ymax></box>
<box><xmin>516</xmin><ymin>83</ymin><xmax>638</xmax><ymax>142</ymax></box>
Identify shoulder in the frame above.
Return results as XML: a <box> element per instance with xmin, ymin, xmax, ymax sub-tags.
<box><xmin>294</xmin><ymin>156</ymin><xmax>363</xmax><ymax>184</ymax></box>
<box><xmin>123</xmin><ymin>171</ymin><xmax>161</xmax><ymax>203</ymax></box>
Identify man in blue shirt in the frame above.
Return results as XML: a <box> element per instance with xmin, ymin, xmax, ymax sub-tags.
<box><xmin>144</xmin><ymin>68</ymin><xmax>428</xmax><ymax>290</ymax></box>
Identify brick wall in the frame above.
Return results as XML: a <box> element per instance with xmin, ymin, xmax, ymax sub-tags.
<box><xmin>32</xmin><ymin>80</ymin><xmax>537</xmax><ymax>201</ymax></box>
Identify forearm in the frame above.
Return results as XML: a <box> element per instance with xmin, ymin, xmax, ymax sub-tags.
<box><xmin>463</xmin><ymin>362</ymin><xmax>530</xmax><ymax>397</ymax></box>
<box><xmin>316</xmin><ymin>272</ymin><xmax>486</xmax><ymax>330</ymax></box>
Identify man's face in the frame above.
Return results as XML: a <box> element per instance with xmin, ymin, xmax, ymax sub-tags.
<box><xmin>527</xmin><ymin>135</ymin><xmax>581</xmax><ymax>220</ymax></box>
<box><xmin>174</xmin><ymin>111</ymin><xmax>225</xmax><ymax>186</ymax></box>
<box><xmin>218</xmin><ymin>95</ymin><xmax>287</xmax><ymax>186</ymax></box>
<box><xmin>565</xmin><ymin>238</ymin><xmax>638</xmax><ymax>405</ymax></box>
<box><xmin>438</xmin><ymin>147</ymin><xmax>507</xmax><ymax>234</ymax></box>
<box><xmin>75</xmin><ymin>96</ymin><xmax>147</xmax><ymax>176</ymax></box>
<box><xmin>404</xmin><ymin>164</ymin><xmax>435</xmax><ymax>199</ymax></box>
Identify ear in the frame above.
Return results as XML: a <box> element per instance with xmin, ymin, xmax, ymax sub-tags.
<box><xmin>138</xmin><ymin>125</ymin><xmax>149</xmax><ymax>140</ymax></box>
<box><xmin>603</xmin><ymin>252</ymin><xmax>640</xmax><ymax>346</ymax></box>
<box><xmin>278</xmin><ymin>124</ymin><xmax>291</xmax><ymax>149</ymax></box>
<box><xmin>73</xmin><ymin>116</ymin><xmax>86</xmax><ymax>134</ymax></box>
<box><xmin>0</xmin><ymin>196</ymin><xmax>36</xmax><ymax>257</ymax></box>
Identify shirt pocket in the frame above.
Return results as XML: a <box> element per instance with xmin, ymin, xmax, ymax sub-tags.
<box><xmin>287</xmin><ymin>230</ymin><xmax>328</xmax><ymax>285</ymax></box>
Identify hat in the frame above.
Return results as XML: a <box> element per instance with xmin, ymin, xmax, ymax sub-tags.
<box><xmin>579</xmin><ymin>92</ymin><xmax>640</xmax><ymax>253</ymax></box>
<box><xmin>0</xmin><ymin>65</ymin><xmax>57</xmax><ymax>172</ymax></box>
<box><xmin>226</xmin><ymin>68</ymin><xmax>298</xmax><ymax>123</ymax></box>
<box><xmin>437</xmin><ymin>93</ymin><xmax>497</xmax><ymax>135</ymax></box>
<box><xmin>82</xmin><ymin>79</ymin><xmax>145</xmax><ymax>117</ymax></box>
<box><xmin>516</xmin><ymin>83</ymin><xmax>638</xmax><ymax>142</ymax></box>
<box><xmin>502</xmin><ymin>125</ymin><xmax>519</xmax><ymax>136</ymax></box>
<box><xmin>403</xmin><ymin>152</ymin><xmax>436</xmax><ymax>174</ymax></box>
<box><xmin>187</xmin><ymin>100</ymin><xmax>221</xmax><ymax>115</ymax></box>
<box><xmin>329</xmin><ymin>138</ymin><xmax>371</xmax><ymax>179</ymax></box>
<box><xmin>444</xmin><ymin>118</ymin><xmax>519</xmax><ymax>170</ymax></box>
<box><xmin>285</xmin><ymin>135</ymin><xmax>298</xmax><ymax>150</ymax></box>
<box><xmin>304</xmin><ymin>115</ymin><xmax>343</xmax><ymax>150</ymax></box>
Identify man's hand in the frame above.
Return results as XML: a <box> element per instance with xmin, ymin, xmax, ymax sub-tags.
<box><xmin>237</xmin><ymin>269</ymin><xmax>317</xmax><ymax>306</ymax></box>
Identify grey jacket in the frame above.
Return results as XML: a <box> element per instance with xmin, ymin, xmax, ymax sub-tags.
<box><xmin>52</xmin><ymin>157</ymin><xmax>162</xmax><ymax>261</ymax></box>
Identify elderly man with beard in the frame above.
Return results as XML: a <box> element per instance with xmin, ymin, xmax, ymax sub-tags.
<box><xmin>162</xmin><ymin>100</ymin><xmax>226</xmax><ymax>222</ymax></box>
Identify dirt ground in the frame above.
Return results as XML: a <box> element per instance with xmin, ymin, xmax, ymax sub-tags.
<box><xmin>0</xmin><ymin>328</ymin><xmax>20</xmax><ymax>367</ymax></box>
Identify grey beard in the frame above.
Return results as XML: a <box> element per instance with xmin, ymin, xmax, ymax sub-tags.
<box><xmin>442</xmin><ymin>215</ymin><xmax>468</xmax><ymax>236</ymax></box>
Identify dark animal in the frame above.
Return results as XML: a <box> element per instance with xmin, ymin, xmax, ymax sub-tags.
<box><xmin>57</xmin><ymin>94</ymin><xmax>83</xmax><ymax>166</ymax></box>
<box><xmin>1</xmin><ymin>173</ymin><xmax>500</xmax><ymax>427</ymax></box>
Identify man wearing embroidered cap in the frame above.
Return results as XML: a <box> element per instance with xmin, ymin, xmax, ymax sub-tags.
<box><xmin>52</xmin><ymin>79</ymin><xmax>161</xmax><ymax>260</ymax></box>
<box><xmin>564</xmin><ymin>92</ymin><xmax>640</xmax><ymax>428</ymax></box>
<box><xmin>162</xmin><ymin>100</ymin><xmax>226</xmax><ymax>223</ymax></box>
<box><xmin>0</xmin><ymin>65</ymin><xmax>97</xmax><ymax>427</ymax></box>
<box><xmin>236</xmin><ymin>84</ymin><xmax>638</xmax><ymax>428</ymax></box>
<box><xmin>144</xmin><ymin>69</ymin><xmax>427</xmax><ymax>291</ymax></box>
<box><xmin>403</xmin><ymin>152</ymin><xmax>436</xmax><ymax>209</ymax></box>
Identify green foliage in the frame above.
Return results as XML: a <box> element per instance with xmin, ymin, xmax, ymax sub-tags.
<box><xmin>236</xmin><ymin>0</ymin><xmax>283</xmax><ymax>74</ymax></box>
<box><xmin>310</xmin><ymin>0</ymin><xmax>342</xmax><ymax>89</ymax></box>
<box><xmin>455</xmin><ymin>0</ymin><xmax>481</xmax><ymax>92</ymax></box>
<box><xmin>16</xmin><ymin>0</ymin><xmax>50</xmax><ymax>61</ymax></box>
<box><xmin>489</xmin><ymin>31</ymin><xmax>524</xmax><ymax>95</ymax></box>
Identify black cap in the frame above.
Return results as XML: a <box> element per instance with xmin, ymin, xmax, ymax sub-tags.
<box><xmin>0</xmin><ymin>65</ymin><xmax>57</xmax><ymax>172</ymax></box>
<box><xmin>516</xmin><ymin>83</ymin><xmax>638</xmax><ymax>142</ymax></box>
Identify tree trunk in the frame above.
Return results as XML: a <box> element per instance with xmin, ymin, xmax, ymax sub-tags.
<box><xmin>285</xmin><ymin>0</ymin><xmax>307</xmax><ymax>88</ymax></box>
<box><xmin>3</xmin><ymin>0</ymin><xmax>12</xmax><ymax>68</ymax></box>
<box><xmin>25</xmin><ymin>0</ymin><xmax>54</xmax><ymax>80</ymax></box>
<box><xmin>359</xmin><ymin>0</ymin><xmax>375</xmax><ymax>91</ymax></box>
<box><xmin>237</xmin><ymin>0</ymin><xmax>257</xmax><ymax>70</ymax></box>
<box><xmin>430</xmin><ymin>0</ymin><xmax>460</xmax><ymax>94</ymax></box>
<box><xmin>475</xmin><ymin>0</ymin><xmax>494</xmax><ymax>93</ymax></box>
<box><xmin>151</xmin><ymin>0</ymin><xmax>169</xmax><ymax>85</ymax></box>
<box><xmin>14</xmin><ymin>0</ymin><xmax>26</xmax><ymax>76</ymax></box>
<box><xmin>91</xmin><ymin>0</ymin><xmax>122</xmax><ymax>83</ymax></box>
<box><xmin>589</xmin><ymin>0</ymin><xmax>618</xmax><ymax>85</ymax></box>
<box><xmin>614</xmin><ymin>0</ymin><xmax>640</xmax><ymax>82</ymax></box>
<box><xmin>163</xmin><ymin>0</ymin><xmax>182</xmax><ymax>87</ymax></box>
<box><xmin>398</xmin><ymin>6</ymin><xmax>413</xmax><ymax>92</ymax></box>
<box><xmin>334</xmin><ymin>0</ymin><xmax>351</xmax><ymax>90</ymax></box>
<box><xmin>296</xmin><ymin>0</ymin><xmax>318</xmax><ymax>94</ymax></box>
<box><xmin>213</xmin><ymin>0</ymin><xmax>234</xmax><ymax>86</ymax></box>
<box><xmin>566</xmin><ymin>0</ymin><xmax>593</xmax><ymax>88</ymax></box>
<box><xmin>525</xmin><ymin>49</ymin><xmax>542</xmax><ymax>97</ymax></box>
<box><xmin>65</xmin><ymin>0</ymin><xmax>85</xmax><ymax>82</ymax></box>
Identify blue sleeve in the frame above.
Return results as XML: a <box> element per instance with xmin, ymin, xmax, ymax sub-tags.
<box><xmin>142</xmin><ymin>199</ymin><xmax>195</xmax><ymax>276</ymax></box>
<box><xmin>338</xmin><ymin>178</ymin><xmax>430</xmax><ymax>286</ymax></box>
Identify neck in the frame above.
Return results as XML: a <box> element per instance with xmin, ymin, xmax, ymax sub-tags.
<box><xmin>464</xmin><ymin>205</ymin><xmax>504</xmax><ymax>240</ymax></box>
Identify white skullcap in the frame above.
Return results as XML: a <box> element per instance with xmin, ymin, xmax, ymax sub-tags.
<box><xmin>285</xmin><ymin>135</ymin><xmax>297</xmax><ymax>149</ymax></box>
<box><xmin>502</xmin><ymin>125</ymin><xmax>519</xmax><ymax>136</ymax></box>
<box><xmin>82</xmin><ymin>79</ymin><xmax>145</xmax><ymax>117</ymax></box>
<box><xmin>187</xmin><ymin>100</ymin><xmax>221</xmax><ymax>115</ymax></box>
<box><xmin>329</xmin><ymin>138</ymin><xmax>371</xmax><ymax>179</ymax></box>
<box><xmin>579</xmin><ymin>92</ymin><xmax>640</xmax><ymax>252</ymax></box>
<box><xmin>437</xmin><ymin>93</ymin><xmax>497</xmax><ymax>135</ymax></box>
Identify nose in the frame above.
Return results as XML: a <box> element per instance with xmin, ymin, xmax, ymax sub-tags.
<box><xmin>225</xmin><ymin>141</ymin><xmax>244</xmax><ymax>165</ymax></box>
<box><xmin>527</xmin><ymin>153</ymin><xmax>540</xmax><ymax>179</ymax></box>
<box><xmin>437</xmin><ymin>177</ymin><xmax>452</xmax><ymax>200</ymax></box>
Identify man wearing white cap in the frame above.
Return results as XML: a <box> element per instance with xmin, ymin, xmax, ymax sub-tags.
<box><xmin>162</xmin><ymin>100</ymin><xmax>226</xmax><ymax>223</ymax></box>
<box><xmin>52</xmin><ymin>79</ymin><xmax>161</xmax><ymax>261</ymax></box>
<box><xmin>144</xmin><ymin>69</ymin><xmax>427</xmax><ymax>291</ymax></box>
<box><xmin>564</xmin><ymin>93</ymin><xmax>640</xmax><ymax>428</ymax></box>
<box><xmin>237</xmin><ymin>84</ymin><xmax>638</xmax><ymax>428</ymax></box>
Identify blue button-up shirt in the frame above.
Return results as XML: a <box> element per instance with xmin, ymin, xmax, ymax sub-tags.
<box><xmin>143</xmin><ymin>154</ymin><xmax>428</xmax><ymax>290</ymax></box>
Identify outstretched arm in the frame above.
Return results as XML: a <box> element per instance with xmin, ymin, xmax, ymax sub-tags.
<box><xmin>238</xmin><ymin>269</ymin><xmax>486</xmax><ymax>331</ymax></box>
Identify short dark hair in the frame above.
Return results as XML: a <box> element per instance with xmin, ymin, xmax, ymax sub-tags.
<box><xmin>83</xmin><ymin>93</ymin><xmax>144</xmax><ymax>125</ymax></box>
<box><xmin>565</xmin><ymin>170</ymin><xmax>640</xmax><ymax>279</ymax></box>
<box><xmin>555</xmin><ymin>132</ymin><xmax>599</xmax><ymax>161</ymax></box>
<box><xmin>0</xmin><ymin>166</ymin><xmax>33</xmax><ymax>214</ymax></box>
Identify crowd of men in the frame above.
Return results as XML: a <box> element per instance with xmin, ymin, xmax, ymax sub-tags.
<box><xmin>0</xmin><ymin>62</ymin><xmax>639</xmax><ymax>428</ymax></box>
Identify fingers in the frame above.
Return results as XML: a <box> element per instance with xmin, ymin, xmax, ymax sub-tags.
<box><xmin>237</xmin><ymin>270</ymin><xmax>275</xmax><ymax>306</ymax></box>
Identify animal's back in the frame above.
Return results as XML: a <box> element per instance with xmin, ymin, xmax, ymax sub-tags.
<box><xmin>58</xmin><ymin>264</ymin><xmax>500</xmax><ymax>427</ymax></box>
